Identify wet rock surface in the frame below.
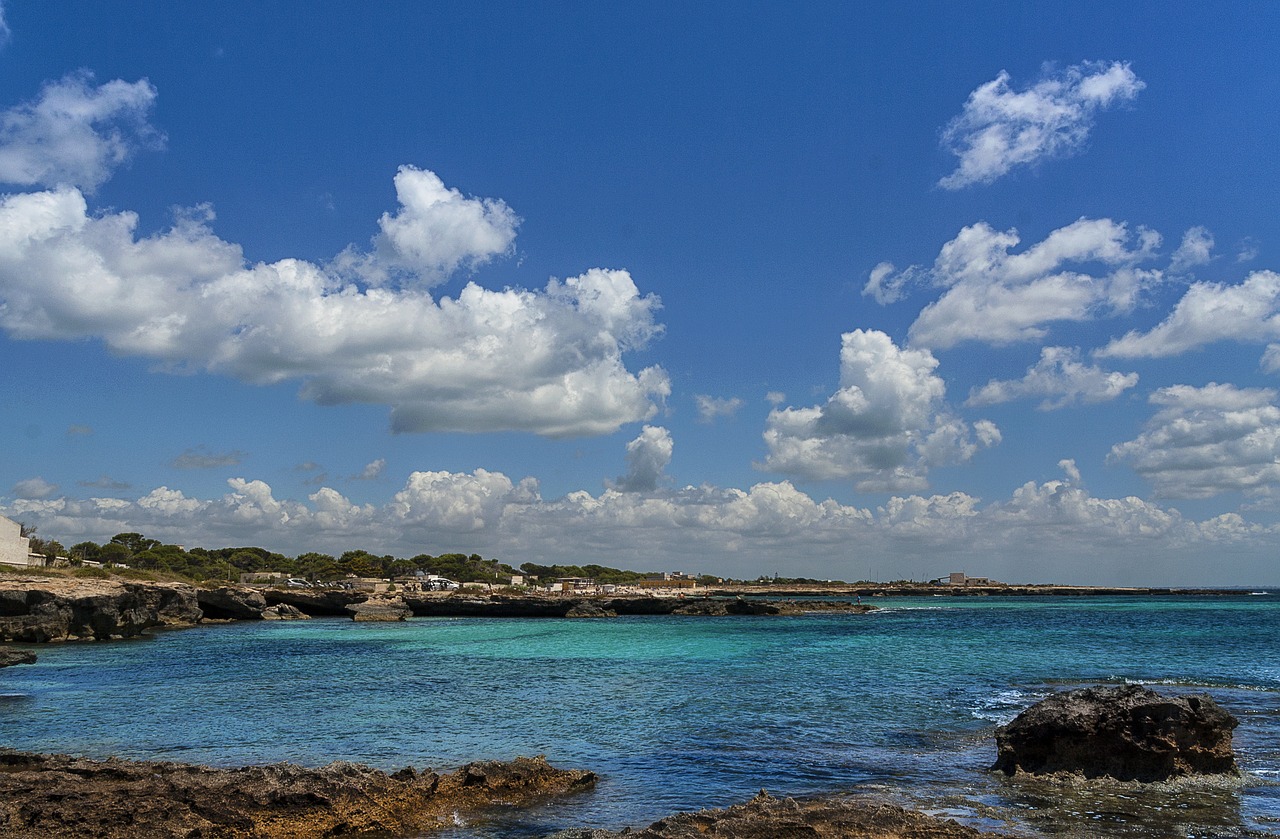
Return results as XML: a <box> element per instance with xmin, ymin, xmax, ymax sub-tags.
<box><xmin>0</xmin><ymin>750</ymin><xmax>595</xmax><ymax>838</ymax></box>
<box><xmin>992</xmin><ymin>684</ymin><xmax>1239</xmax><ymax>781</ymax></box>
<box><xmin>548</xmin><ymin>791</ymin><xmax>997</xmax><ymax>838</ymax></box>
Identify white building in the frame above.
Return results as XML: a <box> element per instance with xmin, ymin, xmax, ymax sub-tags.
<box><xmin>0</xmin><ymin>515</ymin><xmax>35</xmax><ymax>569</ymax></box>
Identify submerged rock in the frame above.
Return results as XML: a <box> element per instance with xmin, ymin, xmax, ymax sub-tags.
<box><xmin>550</xmin><ymin>790</ymin><xmax>997</xmax><ymax>838</ymax></box>
<box><xmin>0</xmin><ymin>750</ymin><xmax>595</xmax><ymax>838</ymax></box>
<box><xmin>992</xmin><ymin>684</ymin><xmax>1239</xmax><ymax>781</ymax></box>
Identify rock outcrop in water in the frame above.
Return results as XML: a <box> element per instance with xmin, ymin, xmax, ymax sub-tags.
<box><xmin>346</xmin><ymin>596</ymin><xmax>412</xmax><ymax>621</ymax></box>
<box><xmin>0</xmin><ymin>578</ymin><xmax>201</xmax><ymax>642</ymax></box>
<box><xmin>0</xmin><ymin>750</ymin><xmax>595</xmax><ymax>838</ymax></box>
<box><xmin>550</xmin><ymin>790</ymin><xmax>998</xmax><ymax>838</ymax></box>
<box><xmin>0</xmin><ymin>647</ymin><xmax>36</xmax><ymax>667</ymax></box>
<box><xmin>992</xmin><ymin>684</ymin><xmax>1239</xmax><ymax>781</ymax></box>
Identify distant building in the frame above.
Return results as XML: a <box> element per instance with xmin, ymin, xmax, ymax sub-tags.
<box><xmin>947</xmin><ymin>572</ymin><xmax>999</xmax><ymax>586</ymax></box>
<box><xmin>0</xmin><ymin>515</ymin><xmax>37</xmax><ymax>569</ymax></box>
<box><xmin>637</xmin><ymin>571</ymin><xmax>698</xmax><ymax>590</ymax></box>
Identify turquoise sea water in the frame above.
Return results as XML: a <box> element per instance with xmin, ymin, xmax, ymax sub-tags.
<box><xmin>2</xmin><ymin>595</ymin><xmax>1278</xmax><ymax>837</ymax></box>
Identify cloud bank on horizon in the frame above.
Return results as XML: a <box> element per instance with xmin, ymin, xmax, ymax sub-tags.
<box><xmin>2</xmin><ymin>5</ymin><xmax>1278</xmax><ymax>586</ymax></box>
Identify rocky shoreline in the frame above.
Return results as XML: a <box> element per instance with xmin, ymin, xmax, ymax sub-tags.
<box><xmin>0</xmin><ymin>576</ymin><xmax>875</xmax><ymax>648</ymax></box>
<box><xmin>0</xmin><ymin>750</ymin><xmax>595</xmax><ymax>838</ymax></box>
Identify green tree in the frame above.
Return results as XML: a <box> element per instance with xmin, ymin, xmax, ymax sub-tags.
<box><xmin>110</xmin><ymin>532</ymin><xmax>160</xmax><ymax>554</ymax></box>
<box><xmin>70</xmin><ymin>541</ymin><xmax>102</xmax><ymax>564</ymax></box>
<box><xmin>99</xmin><ymin>543</ymin><xmax>130</xmax><ymax>566</ymax></box>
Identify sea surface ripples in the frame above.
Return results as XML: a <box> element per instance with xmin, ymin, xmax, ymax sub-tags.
<box><xmin>1</xmin><ymin>595</ymin><xmax>1277</xmax><ymax>837</ymax></box>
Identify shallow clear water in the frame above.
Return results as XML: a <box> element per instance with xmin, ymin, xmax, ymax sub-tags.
<box><xmin>1</xmin><ymin>595</ymin><xmax>1278</xmax><ymax>837</ymax></box>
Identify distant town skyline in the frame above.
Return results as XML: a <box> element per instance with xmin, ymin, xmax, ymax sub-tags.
<box><xmin>2</xmin><ymin>2</ymin><xmax>1279</xmax><ymax>585</ymax></box>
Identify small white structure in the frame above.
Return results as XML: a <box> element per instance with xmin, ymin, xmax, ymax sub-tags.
<box><xmin>0</xmin><ymin>515</ymin><xmax>34</xmax><ymax>569</ymax></box>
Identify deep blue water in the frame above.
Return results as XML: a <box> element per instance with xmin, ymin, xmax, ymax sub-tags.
<box><xmin>2</xmin><ymin>595</ymin><xmax>1278</xmax><ymax>837</ymax></box>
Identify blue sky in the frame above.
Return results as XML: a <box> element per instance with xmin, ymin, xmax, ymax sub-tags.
<box><xmin>3</xmin><ymin>2</ymin><xmax>1279</xmax><ymax>585</ymax></box>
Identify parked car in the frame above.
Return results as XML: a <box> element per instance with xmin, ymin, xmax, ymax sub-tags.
<box><xmin>285</xmin><ymin>578</ymin><xmax>312</xmax><ymax>588</ymax></box>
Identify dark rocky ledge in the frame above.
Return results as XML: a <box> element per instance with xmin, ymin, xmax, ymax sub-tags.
<box><xmin>549</xmin><ymin>790</ymin><xmax>998</xmax><ymax>838</ymax></box>
<box><xmin>0</xmin><ymin>750</ymin><xmax>595</xmax><ymax>838</ymax></box>
<box><xmin>0</xmin><ymin>578</ymin><xmax>202</xmax><ymax>642</ymax></box>
<box><xmin>0</xmin><ymin>578</ymin><xmax>874</xmax><ymax>644</ymax></box>
<box><xmin>266</xmin><ymin>589</ymin><xmax>875</xmax><ymax>619</ymax></box>
<box><xmin>992</xmin><ymin>684</ymin><xmax>1239</xmax><ymax>782</ymax></box>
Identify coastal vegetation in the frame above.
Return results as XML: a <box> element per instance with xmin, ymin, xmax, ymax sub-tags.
<box><xmin>15</xmin><ymin>528</ymin><xmax>745</xmax><ymax>587</ymax></box>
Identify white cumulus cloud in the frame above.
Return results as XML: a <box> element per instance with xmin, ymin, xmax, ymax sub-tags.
<box><xmin>344</xmin><ymin>165</ymin><xmax>520</xmax><ymax>286</ymax></box>
<box><xmin>0</xmin><ymin>178</ymin><xmax>668</xmax><ymax>437</ymax></box>
<box><xmin>1099</xmin><ymin>270</ymin><xmax>1280</xmax><ymax>360</ymax></box>
<box><xmin>761</xmin><ymin>329</ymin><xmax>997</xmax><ymax>491</ymax></box>
<box><xmin>1109</xmin><ymin>383</ymin><xmax>1280</xmax><ymax>498</ymax></box>
<box><xmin>870</xmin><ymin>217</ymin><xmax>1161</xmax><ymax>350</ymax></box>
<box><xmin>0</xmin><ymin>71</ymin><xmax>162</xmax><ymax>192</ymax></box>
<box><xmin>612</xmin><ymin>425</ymin><xmax>674</xmax><ymax>492</ymax></box>
<box><xmin>938</xmin><ymin>61</ymin><xmax>1145</xmax><ymax>189</ymax></box>
<box><xmin>967</xmin><ymin>346</ymin><xmax>1138</xmax><ymax>410</ymax></box>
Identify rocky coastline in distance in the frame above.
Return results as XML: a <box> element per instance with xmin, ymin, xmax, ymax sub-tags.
<box><xmin>0</xmin><ymin>576</ymin><xmax>876</xmax><ymax>646</ymax></box>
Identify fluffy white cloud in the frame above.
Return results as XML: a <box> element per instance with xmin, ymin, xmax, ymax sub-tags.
<box><xmin>612</xmin><ymin>425</ymin><xmax>673</xmax><ymax>492</ymax></box>
<box><xmin>0</xmin><ymin>72</ymin><xmax>161</xmax><ymax>191</ymax></box>
<box><xmin>1109</xmin><ymin>383</ymin><xmax>1280</xmax><ymax>498</ymax></box>
<box><xmin>1099</xmin><ymin>270</ymin><xmax>1280</xmax><ymax>360</ymax></box>
<box><xmin>0</xmin><ymin>179</ymin><xmax>668</xmax><ymax>437</ymax></box>
<box><xmin>967</xmin><ymin>346</ymin><xmax>1138</xmax><ymax>410</ymax></box>
<box><xmin>8</xmin><ymin>463</ymin><xmax>1273</xmax><ymax>586</ymax></box>
<box><xmin>938</xmin><ymin>61</ymin><xmax>1145</xmax><ymax>189</ymax></box>
<box><xmin>869</xmin><ymin>218</ymin><xmax>1161</xmax><ymax>350</ymax></box>
<box><xmin>387</xmin><ymin>469</ymin><xmax>523</xmax><ymax>532</ymax></box>
<box><xmin>694</xmin><ymin>394</ymin><xmax>744</xmax><ymax>423</ymax></box>
<box><xmin>1169</xmin><ymin>226</ymin><xmax>1215</xmax><ymax>275</ymax></box>
<box><xmin>761</xmin><ymin>330</ymin><xmax>997</xmax><ymax>491</ymax></box>
<box><xmin>348</xmin><ymin>165</ymin><xmax>520</xmax><ymax>286</ymax></box>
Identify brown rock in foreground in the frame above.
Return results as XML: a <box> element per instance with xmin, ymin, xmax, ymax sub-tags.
<box><xmin>992</xmin><ymin>684</ymin><xmax>1239</xmax><ymax>782</ymax></box>
<box><xmin>0</xmin><ymin>750</ymin><xmax>595</xmax><ymax>838</ymax></box>
<box><xmin>550</xmin><ymin>791</ymin><xmax>997</xmax><ymax>838</ymax></box>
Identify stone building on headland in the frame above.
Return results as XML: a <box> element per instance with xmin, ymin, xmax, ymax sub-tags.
<box><xmin>0</xmin><ymin>515</ymin><xmax>40</xmax><ymax>569</ymax></box>
<box><xmin>946</xmin><ymin>571</ymin><xmax>1001</xmax><ymax>586</ymax></box>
